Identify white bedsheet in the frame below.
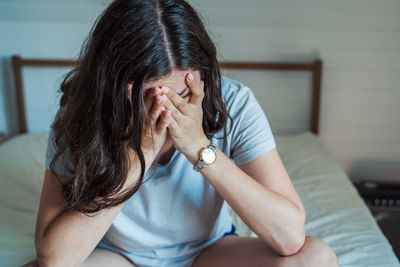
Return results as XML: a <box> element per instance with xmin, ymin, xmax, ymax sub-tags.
<box><xmin>0</xmin><ymin>132</ymin><xmax>398</xmax><ymax>266</ymax></box>
<box><xmin>227</xmin><ymin>131</ymin><xmax>399</xmax><ymax>266</ymax></box>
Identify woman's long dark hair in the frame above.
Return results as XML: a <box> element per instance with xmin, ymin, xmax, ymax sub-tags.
<box><xmin>50</xmin><ymin>0</ymin><xmax>233</xmax><ymax>215</ymax></box>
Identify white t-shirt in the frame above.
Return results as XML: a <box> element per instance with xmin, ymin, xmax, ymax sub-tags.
<box><xmin>45</xmin><ymin>75</ymin><xmax>276</xmax><ymax>266</ymax></box>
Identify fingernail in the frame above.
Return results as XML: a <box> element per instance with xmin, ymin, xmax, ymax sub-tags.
<box><xmin>164</xmin><ymin>110</ymin><xmax>171</xmax><ymax>117</ymax></box>
<box><xmin>152</xmin><ymin>87</ymin><xmax>161</xmax><ymax>96</ymax></box>
<box><xmin>188</xmin><ymin>73</ymin><xmax>194</xmax><ymax>81</ymax></box>
<box><xmin>162</xmin><ymin>94</ymin><xmax>167</xmax><ymax>102</ymax></box>
<box><xmin>161</xmin><ymin>86</ymin><xmax>169</xmax><ymax>94</ymax></box>
<box><xmin>161</xmin><ymin>106</ymin><xmax>166</xmax><ymax>111</ymax></box>
<box><xmin>156</xmin><ymin>95</ymin><xmax>163</xmax><ymax>104</ymax></box>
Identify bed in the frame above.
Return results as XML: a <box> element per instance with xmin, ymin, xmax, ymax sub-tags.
<box><xmin>1</xmin><ymin>56</ymin><xmax>399</xmax><ymax>266</ymax></box>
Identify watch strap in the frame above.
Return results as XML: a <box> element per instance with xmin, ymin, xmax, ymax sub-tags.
<box><xmin>193</xmin><ymin>142</ymin><xmax>216</xmax><ymax>172</ymax></box>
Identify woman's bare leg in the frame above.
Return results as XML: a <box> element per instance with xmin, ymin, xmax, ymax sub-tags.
<box><xmin>21</xmin><ymin>247</ymin><xmax>136</xmax><ymax>267</ymax></box>
<box><xmin>192</xmin><ymin>235</ymin><xmax>339</xmax><ymax>267</ymax></box>
<box><xmin>81</xmin><ymin>247</ymin><xmax>136</xmax><ymax>267</ymax></box>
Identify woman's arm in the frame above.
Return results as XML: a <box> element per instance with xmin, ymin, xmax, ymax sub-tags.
<box><xmin>36</xmin><ymin>81</ymin><xmax>170</xmax><ymax>266</ymax></box>
<box><xmin>162</xmin><ymin>71</ymin><xmax>305</xmax><ymax>257</ymax></box>
<box><xmin>35</xmin><ymin>151</ymin><xmax>152</xmax><ymax>267</ymax></box>
<box><xmin>185</xmin><ymin>144</ymin><xmax>306</xmax><ymax>257</ymax></box>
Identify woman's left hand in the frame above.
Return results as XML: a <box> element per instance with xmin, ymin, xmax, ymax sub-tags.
<box><xmin>162</xmin><ymin>71</ymin><xmax>210</xmax><ymax>164</ymax></box>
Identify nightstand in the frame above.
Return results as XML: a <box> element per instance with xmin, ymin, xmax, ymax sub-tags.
<box><xmin>353</xmin><ymin>180</ymin><xmax>400</xmax><ymax>260</ymax></box>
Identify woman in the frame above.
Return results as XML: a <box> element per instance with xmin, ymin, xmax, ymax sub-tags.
<box><xmin>25</xmin><ymin>0</ymin><xmax>339</xmax><ymax>266</ymax></box>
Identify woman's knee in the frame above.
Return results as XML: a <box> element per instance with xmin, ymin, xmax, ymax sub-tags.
<box><xmin>81</xmin><ymin>247</ymin><xmax>136</xmax><ymax>267</ymax></box>
<box><xmin>297</xmin><ymin>236</ymin><xmax>339</xmax><ymax>267</ymax></box>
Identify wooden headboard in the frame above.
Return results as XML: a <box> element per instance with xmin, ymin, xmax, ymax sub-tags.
<box><xmin>11</xmin><ymin>55</ymin><xmax>322</xmax><ymax>135</ymax></box>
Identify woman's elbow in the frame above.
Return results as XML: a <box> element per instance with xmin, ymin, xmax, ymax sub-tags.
<box><xmin>280</xmin><ymin>226</ymin><xmax>306</xmax><ymax>256</ymax></box>
<box><xmin>35</xmin><ymin>246</ymin><xmax>52</xmax><ymax>267</ymax></box>
<box><xmin>34</xmin><ymin>235</ymin><xmax>47</xmax><ymax>266</ymax></box>
<box><xmin>283</xmin><ymin>206</ymin><xmax>306</xmax><ymax>255</ymax></box>
<box><xmin>34</xmin><ymin>238</ymin><xmax>59</xmax><ymax>267</ymax></box>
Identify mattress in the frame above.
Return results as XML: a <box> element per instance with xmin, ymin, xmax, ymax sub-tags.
<box><xmin>0</xmin><ymin>132</ymin><xmax>399</xmax><ymax>267</ymax></box>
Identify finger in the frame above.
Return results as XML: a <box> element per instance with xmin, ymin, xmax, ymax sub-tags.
<box><xmin>156</xmin><ymin>109</ymin><xmax>172</xmax><ymax>133</ymax></box>
<box><xmin>127</xmin><ymin>82</ymin><xmax>133</xmax><ymax>93</ymax></box>
<box><xmin>127</xmin><ymin>82</ymin><xmax>133</xmax><ymax>102</ymax></box>
<box><xmin>163</xmin><ymin>86</ymin><xmax>188</xmax><ymax>114</ymax></box>
<box><xmin>149</xmin><ymin>93</ymin><xmax>167</xmax><ymax>125</ymax></box>
<box><xmin>145</xmin><ymin>86</ymin><xmax>162</xmax><ymax>114</ymax></box>
<box><xmin>162</xmin><ymin>94</ymin><xmax>185</xmax><ymax>123</ymax></box>
<box><xmin>186</xmin><ymin>72</ymin><xmax>204</xmax><ymax>105</ymax></box>
<box><xmin>166</xmin><ymin>114</ymin><xmax>181</xmax><ymax>136</ymax></box>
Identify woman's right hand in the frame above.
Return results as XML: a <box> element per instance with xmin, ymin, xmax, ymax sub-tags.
<box><xmin>127</xmin><ymin>83</ymin><xmax>172</xmax><ymax>161</ymax></box>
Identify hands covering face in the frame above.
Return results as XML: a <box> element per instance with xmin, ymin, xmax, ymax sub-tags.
<box><xmin>161</xmin><ymin>71</ymin><xmax>209</xmax><ymax>158</ymax></box>
<box><xmin>127</xmin><ymin>71</ymin><xmax>209</xmax><ymax>162</ymax></box>
<box><xmin>126</xmin><ymin>82</ymin><xmax>172</xmax><ymax>160</ymax></box>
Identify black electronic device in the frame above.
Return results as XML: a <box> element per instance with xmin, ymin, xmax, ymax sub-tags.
<box><xmin>353</xmin><ymin>180</ymin><xmax>400</xmax><ymax>209</ymax></box>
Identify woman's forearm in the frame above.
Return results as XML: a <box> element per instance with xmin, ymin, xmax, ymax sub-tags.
<box><xmin>186</xmin><ymin>147</ymin><xmax>306</xmax><ymax>257</ymax></box>
<box><xmin>37</xmin><ymin>203</ymin><xmax>125</xmax><ymax>267</ymax></box>
<box><xmin>36</xmin><ymin>152</ymin><xmax>154</xmax><ymax>267</ymax></box>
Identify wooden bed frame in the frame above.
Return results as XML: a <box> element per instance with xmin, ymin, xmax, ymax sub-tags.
<box><xmin>11</xmin><ymin>55</ymin><xmax>322</xmax><ymax>135</ymax></box>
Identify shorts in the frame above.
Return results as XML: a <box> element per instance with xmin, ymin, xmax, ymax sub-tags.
<box><xmin>97</xmin><ymin>224</ymin><xmax>239</xmax><ymax>267</ymax></box>
<box><xmin>223</xmin><ymin>223</ymin><xmax>239</xmax><ymax>237</ymax></box>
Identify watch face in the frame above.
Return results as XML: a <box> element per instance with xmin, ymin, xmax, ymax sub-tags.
<box><xmin>202</xmin><ymin>148</ymin><xmax>216</xmax><ymax>164</ymax></box>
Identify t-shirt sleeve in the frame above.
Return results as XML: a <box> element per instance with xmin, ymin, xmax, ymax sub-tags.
<box><xmin>228</xmin><ymin>84</ymin><xmax>276</xmax><ymax>167</ymax></box>
<box><xmin>45</xmin><ymin>128</ymin><xmax>75</xmax><ymax>177</ymax></box>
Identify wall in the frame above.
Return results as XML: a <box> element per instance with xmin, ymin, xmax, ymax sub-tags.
<box><xmin>0</xmin><ymin>0</ymin><xmax>399</xmax><ymax>182</ymax></box>
<box><xmin>0</xmin><ymin>0</ymin><xmax>108</xmax><ymax>134</ymax></box>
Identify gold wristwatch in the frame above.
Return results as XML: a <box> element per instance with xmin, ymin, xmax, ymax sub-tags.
<box><xmin>193</xmin><ymin>141</ymin><xmax>217</xmax><ymax>172</ymax></box>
